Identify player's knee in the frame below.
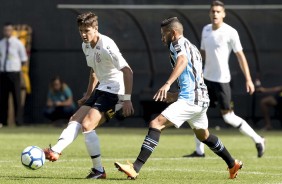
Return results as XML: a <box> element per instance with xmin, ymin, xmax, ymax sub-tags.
<box><xmin>149</xmin><ymin>118</ymin><xmax>164</xmax><ymax>131</ymax></box>
<box><xmin>194</xmin><ymin>129</ymin><xmax>209</xmax><ymax>141</ymax></box>
<box><xmin>222</xmin><ymin>111</ymin><xmax>241</xmax><ymax>127</ymax></box>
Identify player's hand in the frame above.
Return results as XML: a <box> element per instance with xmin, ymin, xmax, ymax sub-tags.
<box><xmin>122</xmin><ymin>100</ymin><xmax>134</xmax><ymax>117</ymax></box>
<box><xmin>77</xmin><ymin>96</ymin><xmax>88</xmax><ymax>107</ymax></box>
<box><xmin>163</xmin><ymin>92</ymin><xmax>178</xmax><ymax>103</ymax></box>
<box><xmin>246</xmin><ymin>80</ymin><xmax>255</xmax><ymax>95</ymax></box>
<box><xmin>153</xmin><ymin>83</ymin><xmax>170</xmax><ymax>101</ymax></box>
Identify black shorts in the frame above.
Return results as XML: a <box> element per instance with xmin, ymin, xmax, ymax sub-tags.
<box><xmin>204</xmin><ymin>79</ymin><xmax>232</xmax><ymax>110</ymax></box>
<box><xmin>83</xmin><ymin>89</ymin><xmax>119</xmax><ymax>120</ymax></box>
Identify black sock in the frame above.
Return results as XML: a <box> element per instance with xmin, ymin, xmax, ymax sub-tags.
<box><xmin>133</xmin><ymin>128</ymin><xmax>161</xmax><ymax>172</ymax></box>
<box><xmin>202</xmin><ymin>134</ymin><xmax>235</xmax><ymax>168</ymax></box>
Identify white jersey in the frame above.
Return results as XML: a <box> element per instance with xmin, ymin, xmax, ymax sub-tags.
<box><xmin>201</xmin><ymin>23</ymin><xmax>243</xmax><ymax>83</ymax></box>
<box><xmin>82</xmin><ymin>34</ymin><xmax>129</xmax><ymax>94</ymax></box>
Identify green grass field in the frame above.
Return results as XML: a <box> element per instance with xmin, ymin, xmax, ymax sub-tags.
<box><xmin>0</xmin><ymin>126</ymin><xmax>281</xmax><ymax>184</ymax></box>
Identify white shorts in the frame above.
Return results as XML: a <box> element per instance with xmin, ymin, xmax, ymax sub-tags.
<box><xmin>161</xmin><ymin>99</ymin><xmax>208</xmax><ymax>129</ymax></box>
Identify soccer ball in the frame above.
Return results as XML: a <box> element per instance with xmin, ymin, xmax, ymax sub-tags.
<box><xmin>21</xmin><ymin>146</ymin><xmax>45</xmax><ymax>170</ymax></box>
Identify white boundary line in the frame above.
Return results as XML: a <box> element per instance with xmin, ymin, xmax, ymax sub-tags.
<box><xmin>57</xmin><ymin>4</ymin><xmax>282</xmax><ymax>10</ymax></box>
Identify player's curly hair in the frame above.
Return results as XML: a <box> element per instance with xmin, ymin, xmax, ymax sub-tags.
<box><xmin>77</xmin><ymin>12</ymin><xmax>98</xmax><ymax>28</ymax></box>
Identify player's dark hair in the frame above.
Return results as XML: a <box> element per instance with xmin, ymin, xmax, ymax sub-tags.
<box><xmin>77</xmin><ymin>12</ymin><xmax>98</xmax><ymax>28</ymax></box>
<box><xmin>211</xmin><ymin>0</ymin><xmax>225</xmax><ymax>9</ymax></box>
<box><xmin>160</xmin><ymin>17</ymin><xmax>180</xmax><ymax>28</ymax></box>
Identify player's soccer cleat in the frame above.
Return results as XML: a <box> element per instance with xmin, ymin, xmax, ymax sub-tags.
<box><xmin>183</xmin><ymin>151</ymin><xmax>205</xmax><ymax>158</ymax></box>
<box><xmin>43</xmin><ymin>145</ymin><xmax>61</xmax><ymax>162</ymax></box>
<box><xmin>114</xmin><ymin>161</ymin><xmax>139</xmax><ymax>179</ymax></box>
<box><xmin>85</xmin><ymin>168</ymin><xmax>106</xmax><ymax>179</ymax></box>
<box><xmin>228</xmin><ymin>159</ymin><xmax>243</xmax><ymax>179</ymax></box>
<box><xmin>256</xmin><ymin>137</ymin><xmax>265</xmax><ymax>158</ymax></box>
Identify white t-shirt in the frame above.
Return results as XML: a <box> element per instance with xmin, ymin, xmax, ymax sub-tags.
<box><xmin>82</xmin><ymin>34</ymin><xmax>129</xmax><ymax>95</ymax></box>
<box><xmin>201</xmin><ymin>23</ymin><xmax>243</xmax><ymax>83</ymax></box>
<box><xmin>0</xmin><ymin>36</ymin><xmax>27</xmax><ymax>72</ymax></box>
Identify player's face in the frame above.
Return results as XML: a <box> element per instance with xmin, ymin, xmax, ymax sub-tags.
<box><xmin>209</xmin><ymin>5</ymin><xmax>225</xmax><ymax>28</ymax></box>
<box><xmin>3</xmin><ymin>25</ymin><xmax>13</xmax><ymax>38</ymax></box>
<box><xmin>161</xmin><ymin>27</ymin><xmax>173</xmax><ymax>46</ymax></box>
<box><xmin>79</xmin><ymin>25</ymin><xmax>98</xmax><ymax>43</ymax></box>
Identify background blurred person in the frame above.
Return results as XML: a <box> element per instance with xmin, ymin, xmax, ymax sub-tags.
<box><xmin>0</xmin><ymin>22</ymin><xmax>28</xmax><ymax>127</ymax></box>
<box><xmin>44</xmin><ymin>76</ymin><xmax>76</xmax><ymax>122</ymax></box>
<box><xmin>257</xmin><ymin>85</ymin><xmax>282</xmax><ymax>130</ymax></box>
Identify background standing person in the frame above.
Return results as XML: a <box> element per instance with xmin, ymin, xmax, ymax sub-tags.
<box><xmin>115</xmin><ymin>17</ymin><xmax>243</xmax><ymax>180</ymax></box>
<box><xmin>43</xmin><ymin>12</ymin><xmax>134</xmax><ymax>179</ymax></box>
<box><xmin>0</xmin><ymin>22</ymin><xmax>28</xmax><ymax>127</ymax></box>
<box><xmin>257</xmin><ymin>85</ymin><xmax>282</xmax><ymax>130</ymax></box>
<box><xmin>44</xmin><ymin>76</ymin><xmax>76</xmax><ymax>123</ymax></box>
<box><xmin>183</xmin><ymin>0</ymin><xmax>265</xmax><ymax>158</ymax></box>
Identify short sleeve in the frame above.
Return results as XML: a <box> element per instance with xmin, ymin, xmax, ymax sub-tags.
<box><xmin>200</xmin><ymin>28</ymin><xmax>205</xmax><ymax>50</ymax></box>
<box><xmin>230</xmin><ymin>29</ymin><xmax>243</xmax><ymax>53</ymax></box>
<box><xmin>64</xmin><ymin>86</ymin><xmax>73</xmax><ymax>98</ymax></box>
<box><xmin>107</xmin><ymin>40</ymin><xmax>128</xmax><ymax>70</ymax></box>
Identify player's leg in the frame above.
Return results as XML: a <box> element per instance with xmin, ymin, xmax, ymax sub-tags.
<box><xmin>115</xmin><ymin>114</ymin><xmax>171</xmax><ymax>179</ymax></box>
<box><xmin>218</xmin><ymin>83</ymin><xmax>265</xmax><ymax>157</ymax></box>
<box><xmin>83</xmin><ymin>90</ymin><xmax>119</xmax><ymax>179</ymax></box>
<box><xmin>44</xmin><ymin>106</ymin><xmax>90</xmax><ymax>161</ymax></box>
<box><xmin>82</xmin><ymin>108</ymin><xmax>107</xmax><ymax>179</ymax></box>
<box><xmin>114</xmin><ymin>100</ymin><xmax>189</xmax><ymax>179</ymax></box>
<box><xmin>189</xmin><ymin>107</ymin><xmax>243</xmax><ymax>179</ymax></box>
<box><xmin>184</xmin><ymin>80</ymin><xmax>216</xmax><ymax>158</ymax></box>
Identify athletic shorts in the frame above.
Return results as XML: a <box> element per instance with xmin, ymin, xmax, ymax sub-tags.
<box><xmin>204</xmin><ymin>79</ymin><xmax>231</xmax><ymax>110</ymax></box>
<box><xmin>83</xmin><ymin>89</ymin><xmax>123</xmax><ymax>120</ymax></box>
<box><xmin>161</xmin><ymin>99</ymin><xmax>208</xmax><ymax>129</ymax></box>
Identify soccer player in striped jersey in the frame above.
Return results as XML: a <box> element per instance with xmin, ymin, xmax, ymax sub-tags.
<box><xmin>184</xmin><ymin>0</ymin><xmax>265</xmax><ymax>159</ymax></box>
<box><xmin>115</xmin><ymin>17</ymin><xmax>242</xmax><ymax>180</ymax></box>
<box><xmin>43</xmin><ymin>12</ymin><xmax>134</xmax><ymax>179</ymax></box>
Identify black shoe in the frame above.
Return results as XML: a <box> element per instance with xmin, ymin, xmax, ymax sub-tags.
<box><xmin>183</xmin><ymin>151</ymin><xmax>205</xmax><ymax>158</ymax></box>
<box><xmin>86</xmin><ymin>168</ymin><xmax>106</xmax><ymax>179</ymax></box>
<box><xmin>256</xmin><ymin>137</ymin><xmax>265</xmax><ymax>158</ymax></box>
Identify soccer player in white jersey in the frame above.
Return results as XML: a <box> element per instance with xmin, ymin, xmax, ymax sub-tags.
<box><xmin>43</xmin><ymin>12</ymin><xmax>134</xmax><ymax>179</ymax></box>
<box><xmin>115</xmin><ymin>17</ymin><xmax>242</xmax><ymax>180</ymax></box>
<box><xmin>183</xmin><ymin>0</ymin><xmax>265</xmax><ymax>158</ymax></box>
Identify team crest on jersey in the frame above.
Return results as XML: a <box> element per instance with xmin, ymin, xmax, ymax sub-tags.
<box><xmin>96</xmin><ymin>46</ymin><xmax>100</xmax><ymax>50</ymax></box>
<box><xmin>174</xmin><ymin>44</ymin><xmax>181</xmax><ymax>52</ymax></box>
<box><xmin>95</xmin><ymin>52</ymin><xmax>101</xmax><ymax>63</ymax></box>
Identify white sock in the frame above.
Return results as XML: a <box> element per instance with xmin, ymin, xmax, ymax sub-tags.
<box><xmin>239</xmin><ymin>119</ymin><xmax>262</xmax><ymax>143</ymax></box>
<box><xmin>83</xmin><ymin>130</ymin><xmax>103</xmax><ymax>172</ymax></box>
<box><xmin>223</xmin><ymin>111</ymin><xmax>262</xmax><ymax>143</ymax></box>
<box><xmin>194</xmin><ymin>134</ymin><xmax>205</xmax><ymax>155</ymax></box>
<box><xmin>51</xmin><ymin>121</ymin><xmax>81</xmax><ymax>153</ymax></box>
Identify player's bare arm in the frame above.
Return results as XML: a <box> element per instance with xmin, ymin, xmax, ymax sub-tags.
<box><xmin>154</xmin><ymin>54</ymin><xmax>188</xmax><ymax>101</ymax></box>
<box><xmin>121</xmin><ymin>66</ymin><xmax>134</xmax><ymax>117</ymax></box>
<box><xmin>235</xmin><ymin>51</ymin><xmax>255</xmax><ymax>95</ymax></box>
<box><xmin>78</xmin><ymin>68</ymin><xmax>98</xmax><ymax>106</ymax></box>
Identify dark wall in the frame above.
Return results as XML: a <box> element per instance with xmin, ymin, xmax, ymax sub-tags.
<box><xmin>1</xmin><ymin>0</ymin><xmax>282</xmax><ymax>123</ymax></box>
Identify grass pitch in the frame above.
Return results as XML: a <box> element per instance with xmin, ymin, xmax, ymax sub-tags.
<box><xmin>0</xmin><ymin>126</ymin><xmax>281</xmax><ymax>184</ymax></box>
